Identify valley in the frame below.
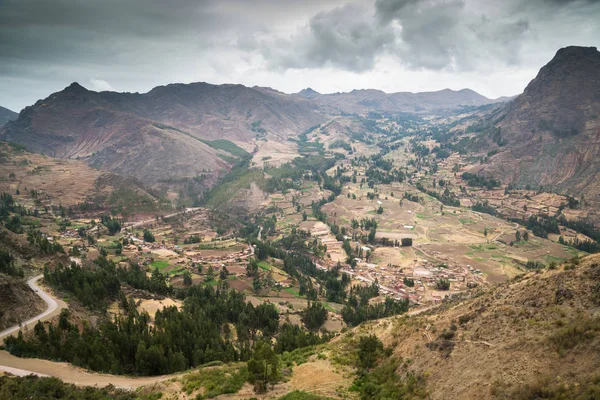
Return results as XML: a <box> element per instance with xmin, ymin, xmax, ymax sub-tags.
<box><xmin>0</xmin><ymin>46</ymin><xmax>599</xmax><ymax>400</ymax></box>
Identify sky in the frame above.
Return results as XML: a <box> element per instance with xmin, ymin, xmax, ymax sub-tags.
<box><xmin>1</xmin><ymin>0</ymin><xmax>599</xmax><ymax>112</ymax></box>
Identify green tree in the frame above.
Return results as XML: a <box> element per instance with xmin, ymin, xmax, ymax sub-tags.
<box><xmin>183</xmin><ymin>271</ymin><xmax>192</xmax><ymax>286</ymax></box>
<box><xmin>301</xmin><ymin>302</ymin><xmax>327</xmax><ymax>331</ymax></box>
<box><xmin>143</xmin><ymin>229</ymin><xmax>155</xmax><ymax>243</ymax></box>
<box><xmin>247</xmin><ymin>341</ymin><xmax>280</xmax><ymax>393</ymax></box>
<box><xmin>357</xmin><ymin>335</ymin><xmax>383</xmax><ymax>371</ymax></box>
<box><xmin>436</xmin><ymin>278</ymin><xmax>450</xmax><ymax>291</ymax></box>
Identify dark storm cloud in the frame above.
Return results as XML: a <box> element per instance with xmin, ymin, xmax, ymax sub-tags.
<box><xmin>0</xmin><ymin>0</ymin><xmax>599</xmax><ymax>111</ymax></box>
<box><xmin>252</xmin><ymin>0</ymin><xmax>598</xmax><ymax>73</ymax></box>
<box><xmin>374</xmin><ymin>0</ymin><xmax>531</xmax><ymax>70</ymax></box>
<box><xmin>258</xmin><ymin>3</ymin><xmax>395</xmax><ymax>72</ymax></box>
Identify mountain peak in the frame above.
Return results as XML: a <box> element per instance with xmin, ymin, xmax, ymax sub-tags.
<box><xmin>64</xmin><ymin>82</ymin><xmax>88</xmax><ymax>92</ymax></box>
<box><xmin>296</xmin><ymin>87</ymin><xmax>321</xmax><ymax>98</ymax></box>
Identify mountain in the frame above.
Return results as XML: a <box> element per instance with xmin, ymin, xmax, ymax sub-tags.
<box><xmin>0</xmin><ymin>106</ymin><xmax>17</xmax><ymax>127</ymax></box>
<box><xmin>346</xmin><ymin>254</ymin><xmax>600</xmax><ymax>399</ymax></box>
<box><xmin>472</xmin><ymin>46</ymin><xmax>600</xmax><ymax>202</ymax></box>
<box><xmin>0</xmin><ymin>82</ymin><xmax>324</xmax><ymax>196</ymax></box>
<box><xmin>293</xmin><ymin>87</ymin><xmax>508</xmax><ymax>114</ymax></box>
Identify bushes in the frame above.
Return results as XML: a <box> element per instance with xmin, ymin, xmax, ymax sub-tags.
<box><xmin>0</xmin><ymin>249</ymin><xmax>23</xmax><ymax>277</ymax></box>
<box><xmin>0</xmin><ymin>375</ymin><xmax>136</xmax><ymax>400</ymax></box>
<box><xmin>181</xmin><ymin>365</ymin><xmax>248</xmax><ymax>398</ymax></box>
<box><xmin>547</xmin><ymin>316</ymin><xmax>600</xmax><ymax>355</ymax></box>
<box><xmin>525</xmin><ymin>260</ymin><xmax>545</xmax><ymax>270</ymax></box>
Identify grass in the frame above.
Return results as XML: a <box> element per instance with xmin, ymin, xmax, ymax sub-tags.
<box><xmin>151</xmin><ymin>260</ymin><xmax>170</xmax><ymax>271</ymax></box>
<box><xmin>544</xmin><ymin>254</ymin><xmax>566</xmax><ymax>265</ymax></box>
<box><xmin>285</xmin><ymin>287</ymin><xmax>300</xmax><ymax>297</ymax></box>
<box><xmin>280</xmin><ymin>346</ymin><xmax>320</xmax><ymax>368</ymax></box>
<box><xmin>204</xmin><ymin>168</ymin><xmax>266</xmax><ymax>209</ymax></box>
<box><xmin>279</xmin><ymin>391</ymin><xmax>328</xmax><ymax>400</ymax></box>
<box><xmin>181</xmin><ymin>365</ymin><xmax>248</xmax><ymax>398</ymax></box>
<box><xmin>415</xmin><ymin>213</ymin><xmax>429</xmax><ymax>219</ymax></box>
<box><xmin>199</xmin><ymin>139</ymin><xmax>250</xmax><ymax>158</ymax></box>
<box><xmin>469</xmin><ymin>243</ymin><xmax>498</xmax><ymax>252</ymax></box>
<box><xmin>323</xmin><ymin>303</ymin><xmax>338</xmax><ymax>313</ymax></box>
<box><xmin>459</xmin><ymin>218</ymin><xmax>475</xmax><ymax>225</ymax></box>
<box><xmin>257</xmin><ymin>261</ymin><xmax>273</xmax><ymax>271</ymax></box>
<box><xmin>547</xmin><ymin>315</ymin><xmax>600</xmax><ymax>356</ymax></box>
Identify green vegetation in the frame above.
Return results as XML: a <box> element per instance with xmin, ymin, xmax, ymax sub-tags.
<box><xmin>43</xmin><ymin>258</ymin><xmax>120</xmax><ymax>310</ymax></box>
<box><xmin>301</xmin><ymin>302</ymin><xmax>328</xmax><ymax>331</ymax></box>
<box><xmin>150</xmin><ymin>260</ymin><xmax>170</xmax><ymax>271</ymax></box>
<box><xmin>204</xmin><ymin>168</ymin><xmax>266</xmax><ymax>209</ymax></box>
<box><xmin>248</xmin><ymin>341</ymin><xmax>281</xmax><ymax>393</ymax></box>
<box><xmin>279</xmin><ymin>391</ymin><xmax>328</xmax><ymax>400</ymax></box>
<box><xmin>0</xmin><ymin>249</ymin><xmax>23</xmax><ymax>277</ymax></box>
<box><xmin>0</xmin><ymin>375</ymin><xmax>136</xmax><ymax>400</ymax></box>
<box><xmin>200</xmin><ymin>139</ymin><xmax>250</xmax><ymax>158</ymax></box>
<box><xmin>461</xmin><ymin>172</ymin><xmax>500</xmax><ymax>189</ymax></box>
<box><xmin>547</xmin><ymin>315</ymin><xmax>600</xmax><ymax>356</ymax></box>
<box><xmin>182</xmin><ymin>365</ymin><xmax>248</xmax><ymax>398</ymax></box>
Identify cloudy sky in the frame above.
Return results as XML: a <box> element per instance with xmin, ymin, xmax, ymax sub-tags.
<box><xmin>1</xmin><ymin>0</ymin><xmax>599</xmax><ymax>112</ymax></box>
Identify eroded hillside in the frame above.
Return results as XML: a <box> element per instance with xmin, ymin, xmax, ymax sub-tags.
<box><xmin>339</xmin><ymin>254</ymin><xmax>600</xmax><ymax>399</ymax></box>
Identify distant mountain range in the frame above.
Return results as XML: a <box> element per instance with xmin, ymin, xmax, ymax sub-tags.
<box><xmin>0</xmin><ymin>82</ymin><xmax>324</xmax><ymax>192</ymax></box>
<box><xmin>472</xmin><ymin>46</ymin><xmax>600</xmax><ymax>201</ymax></box>
<box><xmin>0</xmin><ymin>79</ymin><xmax>501</xmax><ymax>195</ymax></box>
<box><xmin>2</xmin><ymin>46</ymin><xmax>598</xmax><ymax>204</ymax></box>
<box><xmin>294</xmin><ymin>87</ymin><xmax>509</xmax><ymax>114</ymax></box>
<box><xmin>0</xmin><ymin>106</ymin><xmax>17</xmax><ymax>127</ymax></box>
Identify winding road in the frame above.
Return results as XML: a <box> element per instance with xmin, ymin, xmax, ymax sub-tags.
<box><xmin>0</xmin><ymin>275</ymin><xmax>179</xmax><ymax>388</ymax></box>
<box><xmin>0</xmin><ymin>275</ymin><xmax>63</xmax><ymax>341</ymax></box>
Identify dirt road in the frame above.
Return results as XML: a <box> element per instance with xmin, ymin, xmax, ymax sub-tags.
<box><xmin>124</xmin><ymin>207</ymin><xmax>202</xmax><ymax>229</ymax></box>
<box><xmin>0</xmin><ymin>275</ymin><xmax>66</xmax><ymax>342</ymax></box>
<box><xmin>0</xmin><ymin>275</ymin><xmax>179</xmax><ymax>388</ymax></box>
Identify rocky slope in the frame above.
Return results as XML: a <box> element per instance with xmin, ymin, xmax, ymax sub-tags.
<box><xmin>0</xmin><ymin>142</ymin><xmax>160</xmax><ymax>212</ymax></box>
<box><xmin>0</xmin><ymin>82</ymin><xmax>324</xmax><ymax>194</ymax></box>
<box><xmin>346</xmin><ymin>253</ymin><xmax>600</xmax><ymax>399</ymax></box>
<box><xmin>473</xmin><ymin>46</ymin><xmax>600</xmax><ymax>203</ymax></box>
<box><xmin>295</xmin><ymin>87</ymin><xmax>506</xmax><ymax>115</ymax></box>
<box><xmin>0</xmin><ymin>106</ymin><xmax>17</xmax><ymax>127</ymax></box>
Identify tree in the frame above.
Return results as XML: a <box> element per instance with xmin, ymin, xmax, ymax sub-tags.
<box><xmin>523</xmin><ymin>231</ymin><xmax>529</xmax><ymax>241</ymax></box>
<box><xmin>253</xmin><ymin>277</ymin><xmax>262</xmax><ymax>293</ymax></box>
<box><xmin>401</xmin><ymin>238</ymin><xmax>413</xmax><ymax>247</ymax></box>
<box><xmin>515</xmin><ymin>231</ymin><xmax>521</xmax><ymax>242</ymax></box>
<box><xmin>301</xmin><ymin>302</ymin><xmax>327</xmax><ymax>331</ymax></box>
<box><xmin>368</xmin><ymin>228</ymin><xmax>376</xmax><ymax>244</ymax></box>
<box><xmin>436</xmin><ymin>278</ymin><xmax>450</xmax><ymax>291</ymax></box>
<box><xmin>357</xmin><ymin>335</ymin><xmax>383</xmax><ymax>371</ymax></box>
<box><xmin>143</xmin><ymin>229</ymin><xmax>155</xmax><ymax>243</ymax></box>
<box><xmin>302</xmin><ymin>211</ymin><xmax>307</xmax><ymax>221</ymax></box>
<box><xmin>247</xmin><ymin>341</ymin><xmax>280</xmax><ymax>393</ymax></box>
<box><xmin>183</xmin><ymin>271</ymin><xmax>192</xmax><ymax>286</ymax></box>
<box><xmin>376</xmin><ymin>206</ymin><xmax>383</xmax><ymax>214</ymax></box>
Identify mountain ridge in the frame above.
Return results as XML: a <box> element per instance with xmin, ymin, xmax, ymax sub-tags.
<box><xmin>473</xmin><ymin>45</ymin><xmax>600</xmax><ymax>202</ymax></box>
<box><xmin>0</xmin><ymin>106</ymin><xmax>17</xmax><ymax>127</ymax></box>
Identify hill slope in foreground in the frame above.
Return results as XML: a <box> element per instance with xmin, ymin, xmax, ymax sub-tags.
<box><xmin>1</xmin><ymin>255</ymin><xmax>598</xmax><ymax>399</ymax></box>
<box><xmin>338</xmin><ymin>253</ymin><xmax>600</xmax><ymax>399</ymax></box>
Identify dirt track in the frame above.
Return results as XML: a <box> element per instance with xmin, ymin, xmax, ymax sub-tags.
<box><xmin>0</xmin><ymin>275</ymin><xmax>66</xmax><ymax>342</ymax></box>
<box><xmin>0</xmin><ymin>275</ymin><xmax>182</xmax><ymax>388</ymax></box>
